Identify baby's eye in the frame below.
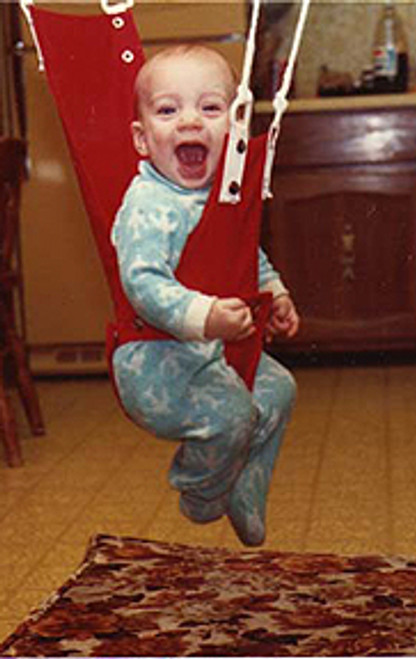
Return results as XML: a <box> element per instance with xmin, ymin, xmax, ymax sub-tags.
<box><xmin>202</xmin><ymin>103</ymin><xmax>223</xmax><ymax>115</ymax></box>
<box><xmin>156</xmin><ymin>105</ymin><xmax>177</xmax><ymax>116</ymax></box>
<box><xmin>202</xmin><ymin>96</ymin><xmax>229</xmax><ymax>115</ymax></box>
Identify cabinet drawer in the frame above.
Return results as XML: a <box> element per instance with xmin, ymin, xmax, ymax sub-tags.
<box><xmin>256</xmin><ymin>107</ymin><xmax>416</xmax><ymax>168</ymax></box>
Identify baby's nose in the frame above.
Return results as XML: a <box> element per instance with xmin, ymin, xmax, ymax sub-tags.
<box><xmin>178</xmin><ymin>108</ymin><xmax>203</xmax><ymax>129</ymax></box>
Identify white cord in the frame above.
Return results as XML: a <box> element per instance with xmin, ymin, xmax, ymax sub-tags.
<box><xmin>262</xmin><ymin>0</ymin><xmax>311</xmax><ymax>199</ymax></box>
<box><xmin>281</xmin><ymin>0</ymin><xmax>311</xmax><ymax>99</ymax></box>
<box><xmin>18</xmin><ymin>0</ymin><xmax>45</xmax><ymax>72</ymax></box>
<box><xmin>240</xmin><ymin>0</ymin><xmax>261</xmax><ymax>91</ymax></box>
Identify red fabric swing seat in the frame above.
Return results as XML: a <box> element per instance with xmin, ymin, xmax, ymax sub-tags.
<box><xmin>28</xmin><ymin>5</ymin><xmax>272</xmax><ymax>391</ymax></box>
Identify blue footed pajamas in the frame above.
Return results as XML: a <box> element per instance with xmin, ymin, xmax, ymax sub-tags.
<box><xmin>111</xmin><ymin>161</ymin><xmax>296</xmax><ymax>546</ymax></box>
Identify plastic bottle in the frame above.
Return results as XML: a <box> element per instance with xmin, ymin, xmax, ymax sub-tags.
<box><xmin>372</xmin><ymin>0</ymin><xmax>408</xmax><ymax>93</ymax></box>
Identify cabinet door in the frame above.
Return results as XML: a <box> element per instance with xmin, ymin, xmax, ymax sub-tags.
<box><xmin>263</xmin><ymin>166</ymin><xmax>416</xmax><ymax>352</ymax></box>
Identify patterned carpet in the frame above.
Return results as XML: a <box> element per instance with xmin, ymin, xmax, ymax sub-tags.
<box><xmin>2</xmin><ymin>534</ymin><xmax>416</xmax><ymax>656</ymax></box>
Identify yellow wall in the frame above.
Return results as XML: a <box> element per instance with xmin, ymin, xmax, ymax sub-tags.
<box><xmin>278</xmin><ymin>2</ymin><xmax>416</xmax><ymax>98</ymax></box>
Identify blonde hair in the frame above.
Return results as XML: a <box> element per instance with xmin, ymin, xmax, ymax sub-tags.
<box><xmin>133</xmin><ymin>44</ymin><xmax>237</xmax><ymax>118</ymax></box>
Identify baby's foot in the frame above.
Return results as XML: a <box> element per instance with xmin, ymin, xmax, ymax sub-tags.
<box><xmin>179</xmin><ymin>492</ymin><xmax>227</xmax><ymax>524</ymax></box>
<box><xmin>227</xmin><ymin>488</ymin><xmax>266</xmax><ymax>546</ymax></box>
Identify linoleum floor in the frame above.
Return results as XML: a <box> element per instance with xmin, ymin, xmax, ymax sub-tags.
<box><xmin>0</xmin><ymin>360</ymin><xmax>415</xmax><ymax>639</ymax></box>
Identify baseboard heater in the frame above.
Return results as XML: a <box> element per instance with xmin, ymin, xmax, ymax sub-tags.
<box><xmin>29</xmin><ymin>343</ymin><xmax>108</xmax><ymax>376</ymax></box>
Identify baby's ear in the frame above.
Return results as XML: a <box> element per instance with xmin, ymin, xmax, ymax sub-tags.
<box><xmin>131</xmin><ymin>121</ymin><xmax>149</xmax><ymax>156</ymax></box>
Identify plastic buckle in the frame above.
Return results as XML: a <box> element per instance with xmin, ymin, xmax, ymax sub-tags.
<box><xmin>219</xmin><ymin>87</ymin><xmax>253</xmax><ymax>204</ymax></box>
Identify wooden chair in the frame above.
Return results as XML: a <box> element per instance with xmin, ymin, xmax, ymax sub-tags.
<box><xmin>0</xmin><ymin>137</ymin><xmax>44</xmax><ymax>467</ymax></box>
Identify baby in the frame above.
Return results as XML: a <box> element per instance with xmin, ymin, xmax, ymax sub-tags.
<box><xmin>111</xmin><ymin>44</ymin><xmax>299</xmax><ymax>546</ymax></box>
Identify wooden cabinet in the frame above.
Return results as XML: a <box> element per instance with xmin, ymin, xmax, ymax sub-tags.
<box><xmin>255</xmin><ymin>103</ymin><xmax>416</xmax><ymax>353</ymax></box>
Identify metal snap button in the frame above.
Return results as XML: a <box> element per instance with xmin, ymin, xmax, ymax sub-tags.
<box><xmin>236</xmin><ymin>139</ymin><xmax>246</xmax><ymax>154</ymax></box>
<box><xmin>228</xmin><ymin>180</ymin><xmax>240</xmax><ymax>196</ymax></box>
<box><xmin>121</xmin><ymin>49</ymin><xmax>134</xmax><ymax>64</ymax></box>
<box><xmin>112</xmin><ymin>16</ymin><xmax>124</xmax><ymax>29</ymax></box>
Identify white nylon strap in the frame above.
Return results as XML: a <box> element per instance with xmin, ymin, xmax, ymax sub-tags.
<box><xmin>262</xmin><ymin>0</ymin><xmax>311</xmax><ymax>199</ymax></box>
<box><xmin>19</xmin><ymin>0</ymin><xmax>45</xmax><ymax>72</ymax></box>
<box><xmin>219</xmin><ymin>0</ymin><xmax>261</xmax><ymax>204</ymax></box>
<box><xmin>100</xmin><ymin>0</ymin><xmax>134</xmax><ymax>15</ymax></box>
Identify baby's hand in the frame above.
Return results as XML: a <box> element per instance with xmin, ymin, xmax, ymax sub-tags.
<box><xmin>264</xmin><ymin>294</ymin><xmax>300</xmax><ymax>343</ymax></box>
<box><xmin>205</xmin><ymin>298</ymin><xmax>255</xmax><ymax>341</ymax></box>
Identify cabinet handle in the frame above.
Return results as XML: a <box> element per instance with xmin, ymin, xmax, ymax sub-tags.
<box><xmin>340</xmin><ymin>223</ymin><xmax>355</xmax><ymax>281</ymax></box>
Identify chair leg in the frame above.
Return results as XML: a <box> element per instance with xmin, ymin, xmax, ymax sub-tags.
<box><xmin>0</xmin><ymin>299</ymin><xmax>45</xmax><ymax>437</ymax></box>
<box><xmin>0</xmin><ymin>356</ymin><xmax>22</xmax><ymax>467</ymax></box>
<box><xmin>10</xmin><ymin>333</ymin><xmax>45</xmax><ymax>436</ymax></box>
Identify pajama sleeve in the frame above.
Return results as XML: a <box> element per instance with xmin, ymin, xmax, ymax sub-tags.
<box><xmin>258</xmin><ymin>248</ymin><xmax>289</xmax><ymax>297</ymax></box>
<box><xmin>111</xmin><ymin>181</ymin><xmax>216</xmax><ymax>342</ymax></box>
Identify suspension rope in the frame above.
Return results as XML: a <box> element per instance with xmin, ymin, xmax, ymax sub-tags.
<box><xmin>262</xmin><ymin>0</ymin><xmax>311</xmax><ymax>199</ymax></box>
<box><xmin>18</xmin><ymin>0</ymin><xmax>44</xmax><ymax>72</ymax></box>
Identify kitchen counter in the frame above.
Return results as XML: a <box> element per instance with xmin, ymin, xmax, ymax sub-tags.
<box><xmin>255</xmin><ymin>92</ymin><xmax>416</xmax><ymax>114</ymax></box>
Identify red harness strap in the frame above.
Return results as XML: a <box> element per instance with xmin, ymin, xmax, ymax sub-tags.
<box><xmin>109</xmin><ymin>134</ymin><xmax>272</xmax><ymax>390</ymax></box>
<box><xmin>30</xmin><ymin>7</ymin><xmax>144</xmax><ymax>308</ymax></box>
<box><xmin>31</xmin><ymin>7</ymin><xmax>272</xmax><ymax>391</ymax></box>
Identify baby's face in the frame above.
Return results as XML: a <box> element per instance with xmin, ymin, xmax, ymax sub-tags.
<box><xmin>132</xmin><ymin>52</ymin><xmax>234</xmax><ymax>189</ymax></box>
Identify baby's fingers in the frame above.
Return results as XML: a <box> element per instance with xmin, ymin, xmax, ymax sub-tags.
<box><xmin>286</xmin><ymin>311</ymin><xmax>300</xmax><ymax>337</ymax></box>
<box><xmin>232</xmin><ymin>306</ymin><xmax>255</xmax><ymax>340</ymax></box>
<box><xmin>234</xmin><ymin>323</ymin><xmax>256</xmax><ymax>341</ymax></box>
<box><xmin>224</xmin><ymin>297</ymin><xmax>250</xmax><ymax>312</ymax></box>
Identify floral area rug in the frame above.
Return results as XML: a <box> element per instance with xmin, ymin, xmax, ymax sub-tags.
<box><xmin>2</xmin><ymin>534</ymin><xmax>416</xmax><ymax>656</ymax></box>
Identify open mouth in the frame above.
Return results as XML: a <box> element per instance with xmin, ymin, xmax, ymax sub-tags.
<box><xmin>175</xmin><ymin>142</ymin><xmax>208</xmax><ymax>169</ymax></box>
